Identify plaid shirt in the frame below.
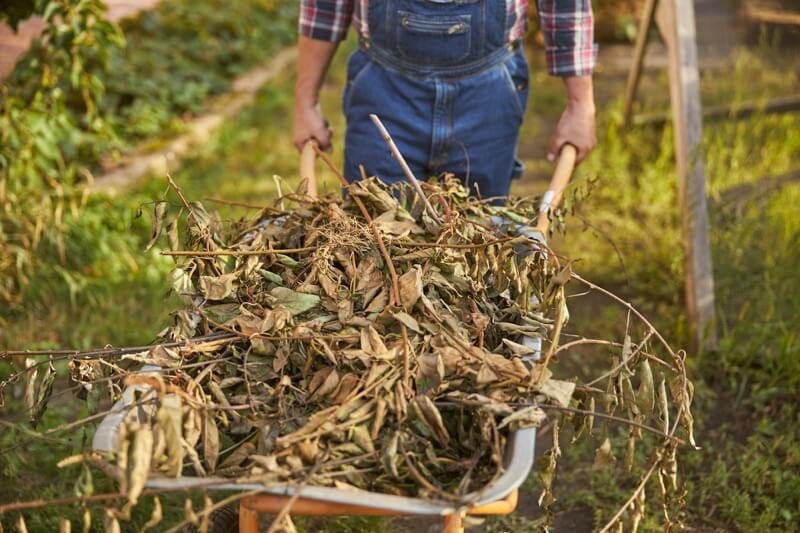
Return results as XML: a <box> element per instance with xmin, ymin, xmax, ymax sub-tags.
<box><xmin>299</xmin><ymin>0</ymin><xmax>597</xmax><ymax>77</ymax></box>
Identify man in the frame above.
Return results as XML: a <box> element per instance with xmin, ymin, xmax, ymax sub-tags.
<box><xmin>293</xmin><ymin>0</ymin><xmax>597</xmax><ymax>201</ymax></box>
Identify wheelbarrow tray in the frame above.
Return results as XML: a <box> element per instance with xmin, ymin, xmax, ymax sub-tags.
<box><xmin>92</xmin><ymin>369</ymin><xmax>536</xmax><ymax>516</ymax></box>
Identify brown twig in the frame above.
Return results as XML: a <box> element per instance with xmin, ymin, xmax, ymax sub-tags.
<box><xmin>437</xmin><ymin>399</ymin><xmax>683</xmax><ymax>444</ymax></box>
<box><xmin>571</xmin><ymin>274</ymin><xmax>679</xmax><ymax>362</ymax></box>
<box><xmin>539</xmin><ymin>286</ymin><xmax>567</xmax><ymax>369</ymax></box>
<box><xmin>204</xmin><ymin>197</ymin><xmax>269</xmax><ymax>210</ymax></box>
<box><xmin>161</xmin><ymin>246</ymin><xmax>318</xmax><ymax>257</ymax></box>
<box><xmin>369</xmin><ymin>114</ymin><xmax>441</xmax><ymax>224</ymax></box>
<box><xmin>397</xmin><ymin>237</ymin><xmax>518</xmax><ymax>249</ymax></box>
<box><xmin>0</xmin><ymin>491</ymin><xmax>128</xmax><ymax>514</ymax></box>
<box><xmin>0</xmin><ymin>335</ymin><xmax>238</xmax><ymax>393</ymax></box>
<box><xmin>400</xmin><ymin>323</ymin><xmax>413</xmax><ymax>394</ymax></box>
<box><xmin>555</xmin><ymin>337</ymin><xmax>674</xmax><ymax>371</ymax></box>
<box><xmin>165</xmin><ymin>490</ymin><xmax>262</xmax><ymax>533</ymax></box>
<box><xmin>585</xmin><ymin>330</ymin><xmax>655</xmax><ymax>387</ymax></box>
<box><xmin>532</xmin><ymin>404</ymin><xmax>684</xmax><ymax>444</ymax></box>
<box><xmin>0</xmin><ymin>333</ymin><xmax>235</xmax><ymax>359</ymax></box>
<box><xmin>265</xmin><ymin>451</ymin><xmax>330</xmax><ymax>533</ymax></box>
<box><xmin>0</xmin><ymin>477</ymin><xmax>254</xmax><ymax>515</ymax></box>
<box><xmin>316</xmin><ymin>152</ymin><xmax>412</xmax><ymax>393</ymax></box>
<box><xmin>597</xmin><ymin>449</ymin><xmax>664</xmax><ymax>533</ymax></box>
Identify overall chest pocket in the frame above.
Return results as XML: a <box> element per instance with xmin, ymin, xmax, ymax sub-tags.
<box><xmin>395</xmin><ymin>10</ymin><xmax>472</xmax><ymax>65</ymax></box>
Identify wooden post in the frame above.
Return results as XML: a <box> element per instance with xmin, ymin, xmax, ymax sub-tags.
<box><xmin>656</xmin><ymin>0</ymin><xmax>718</xmax><ymax>350</ymax></box>
<box><xmin>623</xmin><ymin>0</ymin><xmax>659</xmax><ymax>127</ymax></box>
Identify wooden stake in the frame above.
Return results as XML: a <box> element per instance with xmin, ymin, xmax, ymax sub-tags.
<box><xmin>656</xmin><ymin>0</ymin><xmax>718</xmax><ymax>350</ymax></box>
<box><xmin>623</xmin><ymin>0</ymin><xmax>658</xmax><ymax>127</ymax></box>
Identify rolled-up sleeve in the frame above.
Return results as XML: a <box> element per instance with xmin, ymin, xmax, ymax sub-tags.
<box><xmin>537</xmin><ymin>0</ymin><xmax>598</xmax><ymax>77</ymax></box>
<box><xmin>299</xmin><ymin>0</ymin><xmax>355</xmax><ymax>42</ymax></box>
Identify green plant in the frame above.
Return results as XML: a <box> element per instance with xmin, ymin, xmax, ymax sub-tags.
<box><xmin>0</xmin><ymin>0</ymin><xmax>297</xmax><ymax>310</ymax></box>
<box><xmin>0</xmin><ymin>0</ymin><xmax>124</xmax><ymax>305</ymax></box>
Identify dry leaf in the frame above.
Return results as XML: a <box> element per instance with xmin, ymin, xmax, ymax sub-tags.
<box><xmin>593</xmin><ymin>437</ymin><xmax>616</xmax><ymax>469</ymax></box>
<box><xmin>156</xmin><ymin>395</ymin><xmax>184</xmax><ymax>477</ymax></box>
<box><xmin>398</xmin><ymin>267</ymin><xmax>423</xmax><ymax>310</ymax></box>
<box><xmin>539</xmin><ymin>379</ymin><xmax>576</xmax><ymax>408</ymax></box>
<box><xmin>145</xmin><ymin>201</ymin><xmax>168</xmax><ymax>252</ymax></box>
<box><xmin>203</xmin><ymin>413</ymin><xmax>220</xmax><ymax>473</ymax></box>
<box><xmin>141</xmin><ymin>496</ymin><xmax>163</xmax><ymax>532</ymax></box>
<box><xmin>199</xmin><ymin>273</ymin><xmax>238</xmax><ymax>301</ymax></box>
<box><xmin>126</xmin><ymin>425</ymin><xmax>153</xmax><ymax>506</ymax></box>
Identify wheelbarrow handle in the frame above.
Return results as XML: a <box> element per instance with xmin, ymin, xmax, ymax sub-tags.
<box><xmin>300</xmin><ymin>140</ymin><xmax>319</xmax><ymax>199</ymax></box>
<box><xmin>535</xmin><ymin>143</ymin><xmax>578</xmax><ymax>235</ymax></box>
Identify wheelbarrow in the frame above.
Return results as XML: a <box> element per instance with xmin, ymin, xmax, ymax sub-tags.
<box><xmin>92</xmin><ymin>142</ymin><xmax>577</xmax><ymax>532</ymax></box>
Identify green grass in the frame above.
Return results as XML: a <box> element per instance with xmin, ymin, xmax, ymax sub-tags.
<box><xmin>495</xmin><ymin>44</ymin><xmax>800</xmax><ymax>532</ymax></box>
<box><xmin>2</xmin><ymin>36</ymin><xmax>800</xmax><ymax>531</ymax></box>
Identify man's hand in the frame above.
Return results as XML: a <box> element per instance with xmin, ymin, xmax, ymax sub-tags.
<box><xmin>548</xmin><ymin>75</ymin><xmax>596</xmax><ymax>163</ymax></box>
<box><xmin>293</xmin><ymin>102</ymin><xmax>332</xmax><ymax>152</ymax></box>
<box><xmin>293</xmin><ymin>36</ymin><xmax>339</xmax><ymax>152</ymax></box>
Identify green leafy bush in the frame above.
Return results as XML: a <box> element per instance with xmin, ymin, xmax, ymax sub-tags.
<box><xmin>0</xmin><ymin>0</ymin><xmax>124</xmax><ymax>304</ymax></box>
<box><xmin>0</xmin><ymin>0</ymin><xmax>296</xmax><ymax>309</ymax></box>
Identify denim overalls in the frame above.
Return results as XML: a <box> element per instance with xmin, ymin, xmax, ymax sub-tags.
<box><xmin>343</xmin><ymin>0</ymin><xmax>529</xmax><ymax>202</ymax></box>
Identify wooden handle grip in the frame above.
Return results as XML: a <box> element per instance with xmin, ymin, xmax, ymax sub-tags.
<box><xmin>300</xmin><ymin>140</ymin><xmax>319</xmax><ymax>199</ymax></box>
<box><xmin>535</xmin><ymin>144</ymin><xmax>578</xmax><ymax>235</ymax></box>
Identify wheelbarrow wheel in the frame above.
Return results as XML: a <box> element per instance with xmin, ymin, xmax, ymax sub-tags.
<box><xmin>184</xmin><ymin>503</ymin><xmax>239</xmax><ymax>533</ymax></box>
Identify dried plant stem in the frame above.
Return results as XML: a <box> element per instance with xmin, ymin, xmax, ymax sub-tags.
<box><xmin>272</xmin><ymin>174</ymin><xmax>285</xmax><ymax>211</ymax></box>
<box><xmin>400</xmin><ymin>324</ymin><xmax>412</xmax><ymax>393</ymax></box>
<box><xmin>354</xmin><ymin>163</ymin><xmax>402</xmax><ymax>306</ymax></box>
<box><xmin>540</xmin><ymin>287</ymin><xmax>567</xmax><ymax>369</ymax></box>
<box><xmin>555</xmin><ymin>337</ymin><xmax>674</xmax><ymax>371</ymax></box>
<box><xmin>316</xmin><ymin>152</ymin><xmax>412</xmax><ymax>392</ymax></box>
<box><xmin>265</xmin><ymin>452</ymin><xmax>329</xmax><ymax>533</ymax></box>
<box><xmin>0</xmin><ymin>491</ymin><xmax>127</xmax><ymax>514</ymax></box>
<box><xmin>165</xmin><ymin>174</ymin><xmax>202</xmax><ymax>228</ymax></box>
<box><xmin>0</xmin><ymin>478</ymin><xmax>254</xmax><ymax>514</ymax></box>
<box><xmin>368</xmin><ymin>114</ymin><xmax>441</xmax><ymax>224</ymax></box>
<box><xmin>438</xmin><ymin>399</ymin><xmax>682</xmax><ymax>444</ymax></box>
<box><xmin>204</xmin><ymin>197</ymin><xmax>268</xmax><ymax>210</ymax></box>
<box><xmin>165</xmin><ymin>490</ymin><xmax>262</xmax><ymax>533</ymax></box>
<box><xmin>162</xmin><ymin>246</ymin><xmax>318</xmax><ymax>257</ymax></box>
<box><xmin>0</xmin><ymin>420</ymin><xmax>68</xmax><ymax>444</ymax></box>
<box><xmin>597</xmin><ymin>449</ymin><xmax>663</xmax><ymax>533</ymax></box>
<box><xmin>533</xmin><ymin>404</ymin><xmax>684</xmax><ymax>444</ymax></box>
<box><xmin>401</xmin><ymin>452</ymin><xmax>461</xmax><ymax>503</ymax></box>
<box><xmin>572</xmin><ymin>274</ymin><xmax>679</xmax><ymax>362</ymax></box>
<box><xmin>571</xmin><ymin>273</ymin><xmax>693</xmax><ymax>456</ymax></box>
<box><xmin>1</xmin><ymin>333</ymin><xmax>235</xmax><ymax>359</ymax></box>
<box><xmin>0</xmin><ymin>396</ymin><xmax>155</xmax><ymax>457</ymax></box>
<box><xmin>202</xmin><ymin>317</ymin><xmax>360</xmax><ymax>344</ymax></box>
<box><xmin>399</xmin><ymin>237</ymin><xmax>517</xmax><ymax>249</ymax></box>
<box><xmin>563</xmin><ymin>274</ymin><xmax>690</xmax><ymax>532</ymax></box>
<box><xmin>586</xmin><ymin>330</ymin><xmax>656</xmax><ymax>387</ymax></box>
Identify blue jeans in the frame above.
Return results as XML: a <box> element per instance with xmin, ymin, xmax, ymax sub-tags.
<box><xmin>342</xmin><ymin>0</ymin><xmax>529</xmax><ymax>202</ymax></box>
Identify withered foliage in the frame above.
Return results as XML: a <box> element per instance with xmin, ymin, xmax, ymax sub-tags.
<box><xmin>110</xmin><ymin>175</ymin><xmax>571</xmax><ymax>502</ymax></box>
<box><xmin>6</xmin><ymin>175</ymin><xmax>694</xmax><ymax>531</ymax></box>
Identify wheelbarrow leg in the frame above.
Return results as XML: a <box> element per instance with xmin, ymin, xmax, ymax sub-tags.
<box><xmin>443</xmin><ymin>512</ymin><xmax>464</xmax><ymax>533</ymax></box>
<box><xmin>238</xmin><ymin>502</ymin><xmax>259</xmax><ymax>533</ymax></box>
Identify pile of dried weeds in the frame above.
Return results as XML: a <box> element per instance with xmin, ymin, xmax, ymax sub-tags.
<box><xmin>4</xmin><ymin>169</ymin><xmax>694</xmax><ymax>532</ymax></box>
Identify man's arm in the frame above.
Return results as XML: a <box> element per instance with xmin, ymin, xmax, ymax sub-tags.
<box><xmin>293</xmin><ymin>0</ymin><xmax>354</xmax><ymax>151</ymax></box>
<box><xmin>294</xmin><ymin>36</ymin><xmax>339</xmax><ymax>151</ymax></box>
<box><xmin>537</xmin><ymin>0</ymin><xmax>598</xmax><ymax>162</ymax></box>
<box><xmin>549</xmin><ymin>76</ymin><xmax>596</xmax><ymax>163</ymax></box>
